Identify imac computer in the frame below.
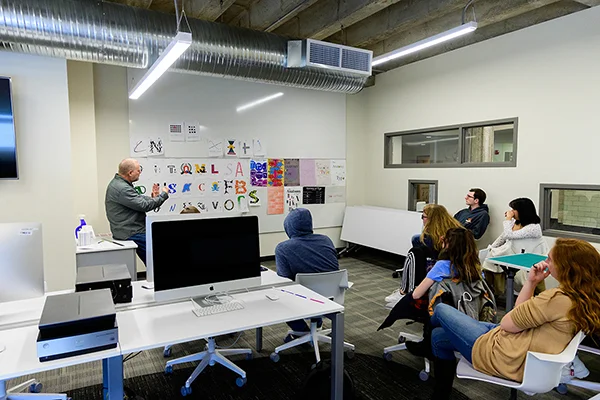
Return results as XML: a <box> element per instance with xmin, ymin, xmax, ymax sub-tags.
<box><xmin>0</xmin><ymin>222</ymin><xmax>45</xmax><ymax>303</ymax></box>
<box><xmin>147</xmin><ymin>214</ymin><xmax>261</xmax><ymax>302</ymax></box>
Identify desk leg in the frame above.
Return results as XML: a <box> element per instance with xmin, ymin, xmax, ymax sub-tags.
<box><xmin>329</xmin><ymin>312</ymin><xmax>344</xmax><ymax>400</ymax></box>
<box><xmin>256</xmin><ymin>327</ymin><xmax>263</xmax><ymax>352</ymax></box>
<box><xmin>505</xmin><ymin>269</ymin><xmax>516</xmax><ymax>311</ymax></box>
<box><xmin>103</xmin><ymin>355</ymin><xmax>124</xmax><ymax>400</ymax></box>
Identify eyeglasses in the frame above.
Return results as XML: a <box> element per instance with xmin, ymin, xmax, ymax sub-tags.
<box><xmin>466</xmin><ymin>194</ymin><xmax>475</xmax><ymax>199</ymax></box>
<box><xmin>421</xmin><ymin>214</ymin><xmax>428</xmax><ymax>220</ymax></box>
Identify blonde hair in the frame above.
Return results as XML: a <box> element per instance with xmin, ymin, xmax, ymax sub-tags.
<box><xmin>420</xmin><ymin>204</ymin><xmax>462</xmax><ymax>252</ymax></box>
<box><xmin>181</xmin><ymin>205</ymin><xmax>200</xmax><ymax>214</ymax></box>
<box><xmin>552</xmin><ymin>238</ymin><xmax>600</xmax><ymax>336</ymax></box>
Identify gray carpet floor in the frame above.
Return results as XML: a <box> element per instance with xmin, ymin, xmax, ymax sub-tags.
<box><xmin>7</xmin><ymin>250</ymin><xmax>599</xmax><ymax>399</ymax></box>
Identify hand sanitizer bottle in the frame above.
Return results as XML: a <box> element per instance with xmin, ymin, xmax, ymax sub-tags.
<box><xmin>75</xmin><ymin>214</ymin><xmax>87</xmax><ymax>239</ymax></box>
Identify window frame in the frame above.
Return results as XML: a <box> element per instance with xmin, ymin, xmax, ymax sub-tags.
<box><xmin>539</xmin><ymin>183</ymin><xmax>600</xmax><ymax>243</ymax></box>
<box><xmin>408</xmin><ymin>180</ymin><xmax>438</xmax><ymax>211</ymax></box>
<box><xmin>384</xmin><ymin>117</ymin><xmax>518</xmax><ymax>168</ymax></box>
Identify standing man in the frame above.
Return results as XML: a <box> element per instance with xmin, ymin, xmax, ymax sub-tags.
<box><xmin>454</xmin><ymin>188</ymin><xmax>490</xmax><ymax>240</ymax></box>
<box><xmin>275</xmin><ymin>208</ymin><xmax>339</xmax><ymax>339</ymax></box>
<box><xmin>105</xmin><ymin>158</ymin><xmax>169</xmax><ymax>265</ymax></box>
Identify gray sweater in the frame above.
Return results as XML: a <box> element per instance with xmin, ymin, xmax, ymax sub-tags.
<box><xmin>105</xmin><ymin>174</ymin><xmax>168</xmax><ymax>240</ymax></box>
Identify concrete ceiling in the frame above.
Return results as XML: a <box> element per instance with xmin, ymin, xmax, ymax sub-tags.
<box><xmin>106</xmin><ymin>0</ymin><xmax>599</xmax><ymax>73</ymax></box>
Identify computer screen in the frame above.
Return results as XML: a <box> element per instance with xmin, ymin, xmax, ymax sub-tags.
<box><xmin>0</xmin><ymin>222</ymin><xmax>44</xmax><ymax>303</ymax></box>
<box><xmin>151</xmin><ymin>215</ymin><xmax>261</xmax><ymax>302</ymax></box>
<box><xmin>0</xmin><ymin>77</ymin><xmax>18</xmax><ymax>180</ymax></box>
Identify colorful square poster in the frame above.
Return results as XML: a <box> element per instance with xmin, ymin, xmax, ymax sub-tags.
<box><xmin>267</xmin><ymin>186</ymin><xmax>284</xmax><ymax>215</ymax></box>
<box><xmin>300</xmin><ymin>159</ymin><xmax>316</xmax><ymax>186</ymax></box>
<box><xmin>302</xmin><ymin>186</ymin><xmax>325</xmax><ymax>204</ymax></box>
<box><xmin>284</xmin><ymin>158</ymin><xmax>300</xmax><ymax>186</ymax></box>
<box><xmin>267</xmin><ymin>158</ymin><xmax>285</xmax><ymax>186</ymax></box>
<box><xmin>315</xmin><ymin>159</ymin><xmax>331</xmax><ymax>186</ymax></box>
<box><xmin>250</xmin><ymin>159</ymin><xmax>267</xmax><ymax>187</ymax></box>
<box><xmin>331</xmin><ymin>160</ymin><xmax>346</xmax><ymax>186</ymax></box>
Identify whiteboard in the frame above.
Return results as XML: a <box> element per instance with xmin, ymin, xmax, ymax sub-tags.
<box><xmin>341</xmin><ymin>206</ymin><xmax>423</xmax><ymax>255</ymax></box>
<box><xmin>128</xmin><ymin>70</ymin><xmax>347</xmax><ymax>233</ymax></box>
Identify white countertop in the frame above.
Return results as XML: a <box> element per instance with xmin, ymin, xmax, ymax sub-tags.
<box><xmin>76</xmin><ymin>240</ymin><xmax>137</xmax><ymax>254</ymax></box>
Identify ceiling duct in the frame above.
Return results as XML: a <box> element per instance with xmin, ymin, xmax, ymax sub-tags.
<box><xmin>0</xmin><ymin>0</ymin><xmax>368</xmax><ymax>94</ymax></box>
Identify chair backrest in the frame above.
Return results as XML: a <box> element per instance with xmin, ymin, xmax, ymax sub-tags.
<box><xmin>510</xmin><ymin>237</ymin><xmax>549</xmax><ymax>256</ymax></box>
<box><xmin>519</xmin><ymin>331</ymin><xmax>585</xmax><ymax>394</ymax></box>
<box><xmin>295</xmin><ymin>269</ymin><xmax>350</xmax><ymax>305</ymax></box>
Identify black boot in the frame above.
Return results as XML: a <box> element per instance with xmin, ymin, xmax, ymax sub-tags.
<box><xmin>431</xmin><ymin>357</ymin><xmax>457</xmax><ymax>400</ymax></box>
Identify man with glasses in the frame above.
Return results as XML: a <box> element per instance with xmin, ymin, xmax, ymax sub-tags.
<box><xmin>454</xmin><ymin>188</ymin><xmax>490</xmax><ymax>240</ymax></box>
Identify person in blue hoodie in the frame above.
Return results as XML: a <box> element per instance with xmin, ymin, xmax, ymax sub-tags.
<box><xmin>276</xmin><ymin>208</ymin><xmax>339</xmax><ymax>337</ymax></box>
<box><xmin>454</xmin><ymin>188</ymin><xmax>490</xmax><ymax>240</ymax></box>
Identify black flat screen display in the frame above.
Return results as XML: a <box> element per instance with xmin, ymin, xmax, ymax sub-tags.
<box><xmin>152</xmin><ymin>216</ymin><xmax>261</xmax><ymax>292</ymax></box>
<box><xmin>0</xmin><ymin>77</ymin><xmax>17</xmax><ymax>179</ymax></box>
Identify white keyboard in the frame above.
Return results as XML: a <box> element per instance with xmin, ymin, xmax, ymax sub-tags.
<box><xmin>192</xmin><ymin>300</ymin><xmax>245</xmax><ymax>317</ymax></box>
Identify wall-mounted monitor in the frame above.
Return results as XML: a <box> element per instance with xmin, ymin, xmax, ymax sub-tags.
<box><xmin>0</xmin><ymin>77</ymin><xmax>18</xmax><ymax>180</ymax></box>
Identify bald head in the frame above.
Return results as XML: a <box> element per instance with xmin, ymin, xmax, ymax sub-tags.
<box><xmin>118</xmin><ymin>158</ymin><xmax>141</xmax><ymax>183</ymax></box>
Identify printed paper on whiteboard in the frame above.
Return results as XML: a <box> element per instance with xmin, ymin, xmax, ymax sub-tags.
<box><xmin>286</xmin><ymin>187</ymin><xmax>302</xmax><ymax>211</ymax></box>
<box><xmin>169</xmin><ymin>123</ymin><xmax>184</xmax><ymax>142</ymax></box>
<box><xmin>237</xmin><ymin>195</ymin><xmax>249</xmax><ymax>213</ymax></box>
<box><xmin>238</xmin><ymin>140</ymin><xmax>252</xmax><ymax>158</ymax></box>
<box><xmin>148</xmin><ymin>137</ymin><xmax>165</xmax><ymax>156</ymax></box>
<box><xmin>331</xmin><ymin>160</ymin><xmax>346</xmax><ymax>186</ymax></box>
<box><xmin>130</xmin><ymin>137</ymin><xmax>148</xmax><ymax>157</ymax></box>
<box><xmin>248</xmin><ymin>189</ymin><xmax>261</xmax><ymax>207</ymax></box>
<box><xmin>208</xmin><ymin>139</ymin><xmax>223</xmax><ymax>157</ymax></box>
<box><xmin>185</xmin><ymin>122</ymin><xmax>200</xmax><ymax>142</ymax></box>
<box><xmin>253</xmin><ymin>138</ymin><xmax>266</xmax><ymax>157</ymax></box>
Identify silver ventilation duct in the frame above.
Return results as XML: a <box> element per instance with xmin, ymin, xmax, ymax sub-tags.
<box><xmin>0</xmin><ymin>0</ymin><xmax>368</xmax><ymax>93</ymax></box>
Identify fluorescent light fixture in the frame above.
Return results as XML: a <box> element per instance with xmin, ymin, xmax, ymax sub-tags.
<box><xmin>236</xmin><ymin>92</ymin><xmax>284</xmax><ymax>113</ymax></box>
<box><xmin>372</xmin><ymin>21</ymin><xmax>477</xmax><ymax>67</ymax></box>
<box><xmin>129</xmin><ymin>31</ymin><xmax>192</xmax><ymax>100</ymax></box>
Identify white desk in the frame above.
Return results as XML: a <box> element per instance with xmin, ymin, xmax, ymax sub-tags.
<box><xmin>76</xmin><ymin>240</ymin><xmax>138</xmax><ymax>281</ymax></box>
<box><xmin>0</xmin><ymin>325</ymin><xmax>123</xmax><ymax>399</ymax></box>
<box><xmin>117</xmin><ymin>284</ymin><xmax>346</xmax><ymax>400</ymax></box>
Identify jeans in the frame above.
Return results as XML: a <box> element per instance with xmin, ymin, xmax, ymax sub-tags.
<box><xmin>286</xmin><ymin>318</ymin><xmax>323</xmax><ymax>334</ymax></box>
<box><xmin>430</xmin><ymin>303</ymin><xmax>498</xmax><ymax>361</ymax></box>
<box><xmin>127</xmin><ymin>233</ymin><xmax>147</xmax><ymax>266</ymax></box>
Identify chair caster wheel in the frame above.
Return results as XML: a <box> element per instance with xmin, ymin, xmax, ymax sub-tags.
<box><xmin>556</xmin><ymin>383</ymin><xmax>568</xmax><ymax>395</ymax></box>
<box><xmin>383</xmin><ymin>352</ymin><xmax>392</xmax><ymax>361</ymax></box>
<box><xmin>236</xmin><ymin>377</ymin><xmax>247</xmax><ymax>387</ymax></box>
<box><xmin>165</xmin><ymin>365</ymin><xmax>173</xmax><ymax>374</ymax></box>
<box><xmin>246</xmin><ymin>352</ymin><xmax>253</xmax><ymax>360</ymax></box>
<box><xmin>398</xmin><ymin>336</ymin><xmax>406</xmax><ymax>344</ymax></box>
<box><xmin>346</xmin><ymin>350</ymin><xmax>355</xmax><ymax>359</ymax></box>
<box><xmin>30</xmin><ymin>382</ymin><xmax>43</xmax><ymax>393</ymax></box>
<box><xmin>181</xmin><ymin>385</ymin><xmax>192</xmax><ymax>396</ymax></box>
<box><xmin>270</xmin><ymin>352</ymin><xmax>280</xmax><ymax>362</ymax></box>
<box><xmin>163</xmin><ymin>347</ymin><xmax>172</xmax><ymax>358</ymax></box>
<box><xmin>392</xmin><ymin>272</ymin><xmax>399</xmax><ymax>278</ymax></box>
<box><xmin>419</xmin><ymin>370</ymin><xmax>429</xmax><ymax>381</ymax></box>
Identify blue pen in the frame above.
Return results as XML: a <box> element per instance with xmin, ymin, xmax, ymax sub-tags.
<box><xmin>295</xmin><ymin>293</ymin><xmax>307</xmax><ymax>299</ymax></box>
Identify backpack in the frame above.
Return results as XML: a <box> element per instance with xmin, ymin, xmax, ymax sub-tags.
<box><xmin>297</xmin><ymin>360</ymin><xmax>356</xmax><ymax>400</ymax></box>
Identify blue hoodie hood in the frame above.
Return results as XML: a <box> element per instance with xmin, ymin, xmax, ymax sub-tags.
<box><xmin>284</xmin><ymin>208</ymin><xmax>314</xmax><ymax>238</ymax></box>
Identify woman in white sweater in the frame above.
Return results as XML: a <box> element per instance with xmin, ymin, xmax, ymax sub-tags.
<box><xmin>483</xmin><ymin>198</ymin><xmax>545</xmax><ymax>295</ymax></box>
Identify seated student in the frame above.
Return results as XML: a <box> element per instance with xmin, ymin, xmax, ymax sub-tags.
<box><xmin>454</xmin><ymin>188</ymin><xmax>490</xmax><ymax>239</ymax></box>
<box><xmin>275</xmin><ymin>208</ymin><xmax>338</xmax><ymax>337</ymax></box>
<box><xmin>379</xmin><ymin>228</ymin><xmax>493</xmax><ymax>356</ymax></box>
<box><xmin>482</xmin><ymin>197</ymin><xmax>546</xmax><ymax>295</ymax></box>
<box><xmin>387</xmin><ymin>205</ymin><xmax>462</xmax><ymax>304</ymax></box>
<box><xmin>181</xmin><ymin>205</ymin><xmax>200</xmax><ymax>214</ymax></box>
<box><xmin>427</xmin><ymin>238</ymin><xmax>600</xmax><ymax>400</ymax></box>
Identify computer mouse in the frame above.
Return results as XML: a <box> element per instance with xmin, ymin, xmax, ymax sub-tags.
<box><xmin>265</xmin><ymin>293</ymin><xmax>279</xmax><ymax>301</ymax></box>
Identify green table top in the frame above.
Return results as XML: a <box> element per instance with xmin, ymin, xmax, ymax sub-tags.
<box><xmin>488</xmin><ymin>253</ymin><xmax>548</xmax><ymax>269</ymax></box>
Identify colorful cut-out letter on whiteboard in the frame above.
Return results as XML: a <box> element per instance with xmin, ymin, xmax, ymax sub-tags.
<box><xmin>267</xmin><ymin>186</ymin><xmax>284</xmax><ymax>215</ymax></box>
<box><xmin>267</xmin><ymin>159</ymin><xmax>285</xmax><ymax>187</ymax></box>
<box><xmin>250</xmin><ymin>159</ymin><xmax>267</xmax><ymax>187</ymax></box>
<box><xmin>300</xmin><ymin>159</ymin><xmax>316</xmax><ymax>186</ymax></box>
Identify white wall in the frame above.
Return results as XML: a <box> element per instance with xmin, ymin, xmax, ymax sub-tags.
<box><xmin>0</xmin><ymin>52</ymin><xmax>75</xmax><ymax>291</ymax></box>
<box><xmin>348</xmin><ymin>6</ymin><xmax>600</xmax><ymax>246</ymax></box>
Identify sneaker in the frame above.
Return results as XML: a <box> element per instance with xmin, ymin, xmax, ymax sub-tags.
<box><xmin>561</xmin><ymin>355</ymin><xmax>590</xmax><ymax>383</ymax></box>
<box><xmin>385</xmin><ymin>289</ymin><xmax>405</xmax><ymax>304</ymax></box>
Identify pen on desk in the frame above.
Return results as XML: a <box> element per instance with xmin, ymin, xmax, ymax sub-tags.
<box><xmin>295</xmin><ymin>293</ymin><xmax>307</xmax><ymax>299</ymax></box>
<box><xmin>100</xmin><ymin>238</ymin><xmax>125</xmax><ymax>247</ymax></box>
<box><xmin>310</xmin><ymin>298</ymin><xmax>324</xmax><ymax>304</ymax></box>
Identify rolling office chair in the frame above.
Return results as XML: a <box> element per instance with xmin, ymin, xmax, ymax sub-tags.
<box><xmin>0</xmin><ymin>379</ymin><xmax>68</xmax><ymax>400</ymax></box>
<box><xmin>457</xmin><ymin>331</ymin><xmax>585</xmax><ymax>400</ymax></box>
<box><xmin>270</xmin><ymin>269</ymin><xmax>355</xmax><ymax>364</ymax></box>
